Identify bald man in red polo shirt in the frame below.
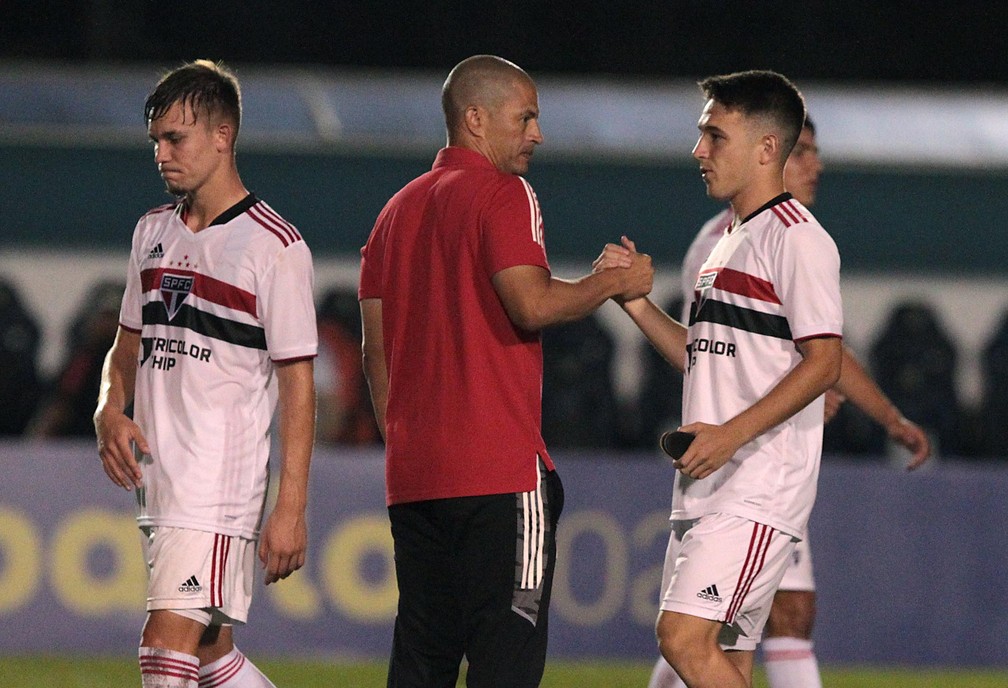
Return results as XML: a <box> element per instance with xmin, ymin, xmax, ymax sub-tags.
<box><xmin>359</xmin><ymin>54</ymin><xmax>653</xmax><ymax>687</ymax></box>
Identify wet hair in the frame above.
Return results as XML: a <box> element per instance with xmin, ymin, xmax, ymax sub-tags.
<box><xmin>144</xmin><ymin>59</ymin><xmax>241</xmax><ymax>142</ymax></box>
<box><xmin>441</xmin><ymin>55</ymin><xmax>532</xmax><ymax>135</ymax></box>
<box><xmin>698</xmin><ymin>70</ymin><xmax>806</xmax><ymax>159</ymax></box>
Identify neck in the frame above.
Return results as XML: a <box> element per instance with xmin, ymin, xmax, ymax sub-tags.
<box><xmin>183</xmin><ymin>172</ymin><xmax>248</xmax><ymax>232</ymax></box>
<box><xmin>729</xmin><ymin>177</ymin><xmax>786</xmax><ymax>222</ymax></box>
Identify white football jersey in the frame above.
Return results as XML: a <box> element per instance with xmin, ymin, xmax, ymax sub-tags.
<box><xmin>680</xmin><ymin>208</ymin><xmax>733</xmax><ymax>321</ymax></box>
<box><xmin>675</xmin><ymin>194</ymin><xmax>842</xmax><ymax>538</ymax></box>
<box><xmin>120</xmin><ymin>195</ymin><xmax>317</xmax><ymax>538</ymax></box>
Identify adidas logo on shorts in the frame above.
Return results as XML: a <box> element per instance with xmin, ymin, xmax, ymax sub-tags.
<box><xmin>178</xmin><ymin>576</ymin><xmax>202</xmax><ymax>593</ymax></box>
<box><xmin>696</xmin><ymin>584</ymin><xmax>723</xmax><ymax>603</ymax></box>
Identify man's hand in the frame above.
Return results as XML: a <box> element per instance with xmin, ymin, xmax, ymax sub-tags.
<box><xmin>824</xmin><ymin>389</ymin><xmax>846</xmax><ymax>423</ymax></box>
<box><xmin>258</xmin><ymin>502</ymin><xmax>308</xmax><ymax>585</ymax></box>
<box><xmin>888</xmin><ymin>417</ymin><xmax>932</xmax><ymax>471</ymax></box>
<box><xmin>672</xmin><ymin>421</ymin><xmax>747</xmax><ymax>480</ymax></box>
<box><xmin>94</xmin><ymin>407</ymin><xmax>148</xmax><ymax>490</ymax></box>
<box><xmin>592</xmin><ymin>235</ymin><xmax>653</xmax><ymax>303</ymax></box>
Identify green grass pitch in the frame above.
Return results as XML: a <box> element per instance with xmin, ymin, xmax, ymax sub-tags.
<box><xmin>2</xmin><ymin>657</ymin><xmax>1007</xmax><ymax>687</ymax></box>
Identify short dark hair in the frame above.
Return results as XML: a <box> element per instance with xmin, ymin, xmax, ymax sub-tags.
<box><xmin>144</xmin><ymin>59</ymin><xmax>242</xmax><ymax>141</ymax></box>
<box><xmin>698</xmin><ymin>70</ymin><xmax>806</xmax><ymax>159</ymax></box>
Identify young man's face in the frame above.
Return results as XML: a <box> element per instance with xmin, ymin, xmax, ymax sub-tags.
<box><xmin>691</xmin><ymin>99</ymin><xmax>764</xmax><ymax>203</ymax></box>
<box><xmin>784</xmin><ymin>126</ymin><xmax>822</xmax><ymax>207</ymax></box>
<box><xmin>480</xmin><ymin>78</ymin><xmax>544</xmax><ymax>176</ymax></box>
<box><xmin>148</xmin><ymin>100</ymin><xmax>224</xmax><ymax>196</ymax></box>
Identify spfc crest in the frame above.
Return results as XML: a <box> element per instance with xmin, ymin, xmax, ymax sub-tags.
<box><xmin>160</xmin><ymin>273</ymin><xmax>193</xmax><ymax>321</ymax></box>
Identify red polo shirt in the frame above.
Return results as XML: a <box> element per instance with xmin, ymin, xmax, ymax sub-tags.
<box><xmin>359</xmin><ymin>146</ymin><xmax>556</xmax><ymax>506</ymax></box>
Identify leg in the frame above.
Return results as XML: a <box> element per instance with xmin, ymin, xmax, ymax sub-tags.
<box><xmin>386</xmin><ymin>501</ymin><xmax>465</xmax><ymax>688</ymax></box>
<box><xmin>656</xmin><ymin>611</ymin><xmax>749</xmax><ymax>688</ymax></box>
<box><xmin>139</xmin><ymin>610</ymin><xmax>206</xmax><ymax>687</ymax></box>
<box><xmin>464</xmin><ymin>465</ymin><xmax>562</xmax><ymax>688</ymax></box>
<box><xmin>197</xmin><ymin>626</ymin><xmax>277</xmax><ymax>688</ymax></box>
<box><xmin>763</xmin><ymin>590</ymin><xmax>822</xmax><ymax>688</ymax></box>
<box><xmin>761</xmin><ymin>535</ymin><xmax>822</xmax><ymax>688</ymax></box>
<box><xmin>647</xmin><ymin>656</ymin><xmax>687</xmax><ymax>688</ymax></box>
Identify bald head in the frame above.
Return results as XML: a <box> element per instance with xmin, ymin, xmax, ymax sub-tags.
<box><xmin>442</xmin><ymin>55</ymin><xmax>535</xmax><ymax>140</ymax></box>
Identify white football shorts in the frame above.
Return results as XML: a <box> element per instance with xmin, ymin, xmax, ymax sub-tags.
<box><xmin>777</xmin><ymin>535</ymin><xmax>815</xmax><ymax>592</ymax></box>
<box><xmin>659</xmin><ymin>513</ymin><xmax>798</xmax><ymax>651</ymax></box>
<box><xmin>140</xmin><ymin>526</ymin><xmax>255</xmax><ymax>626</ymax></box>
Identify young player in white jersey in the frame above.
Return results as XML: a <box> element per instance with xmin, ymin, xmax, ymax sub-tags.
<box><xmin>648</xmin><ymin>118</ymin><xmax>931</xmax><ymax>688</ymax></box>
<box><xmin>94</xmin><ymin>60</ymin><xmax>317</xmax><ymax>688</ymax></box>
<box><xmin>596</xmin><ymin>70</ymin><xmax>842</xmax><ymax>688</ymax></box>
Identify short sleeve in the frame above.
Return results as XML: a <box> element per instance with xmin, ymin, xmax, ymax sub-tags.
<box><xmin>481</xmin><ymin>176</ymin><xmax>550</xmax><ymax>277</ymax></box>
<box><xmin>359</xmin><ymin>206</ymin><xmax>388</xmax><ymax>301</ymax></box>
<box><xmin>119</xmin><ymin>221</ymin><xmax>145</xmax><ymax>332</ymax></box>
<box><xmin>775</xmin><ymin>223</ymin><xmax>843</xmax><ymax>341</ymax></box>
<box><xmin>260</xmin><ymin>241</ymin><xmax>318</xmax><ymax>362</ymax></box>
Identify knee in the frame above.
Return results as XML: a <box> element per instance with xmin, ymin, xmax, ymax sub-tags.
<box><xmin>766</xmin><ymin>591</ymin><xmax>816</xmax><ymax>639</ymax></box>
<box><xmin>655</xmin><ymin>612</ymin><xmax>706</xmax><ymax>668</ymax></box>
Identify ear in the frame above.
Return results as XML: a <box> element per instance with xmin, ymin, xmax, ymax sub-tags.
<box><xmin>214</xmin><ymin>120</ymin><xmax>234</xmax><ymax>153</ymax></box>
<box><xmin>758</xmin><ymin>133</ymin><xmax>780</xmax><ymax>165</ymax></box>
<box><xmin>462</xmin><ymin>105</ymin><xmax>485</xmax><ymax>138</ymax></box>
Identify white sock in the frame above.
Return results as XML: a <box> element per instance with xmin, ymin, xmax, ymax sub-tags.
<box><xmin>139</xmin><ymin>646</ymin><xmax>200</xmax><ymax>688</ymax></box>
<box><xmin>762</xmin><ymin>636</ymin><xmax>822</xmax><ymax>688</ymax></box>
<box><xmin>648</xmin><ymin>656</ymin><xmax>687</xmax><ymax>688</ymax></box>
<box><xmin>199</xmin><ymin>646</ymin><xmax>276</xmax><ymax>688</ymax></box>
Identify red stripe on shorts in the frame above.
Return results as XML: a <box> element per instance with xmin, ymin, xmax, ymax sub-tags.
<box><xmin>726</xmin><ymin>523</ymin><xmax>775</xmax><ymax>623</ymax></box>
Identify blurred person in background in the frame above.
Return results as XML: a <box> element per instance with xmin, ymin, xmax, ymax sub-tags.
<box><xmin>93</xmin><ymin>60</ymin><xmax>317</xmax><ymax>688</ymax></box>
<box><xmin>0</xmin><ymin>278</ymin><xmax>41</xmax><ymax>435</ymax></box>
<box><xmin>28</xmin><ymin>280</ymin><xmax>122</xmax><ymax>437</ymax></box>
<box><xmin>314</xmin><ymin>286</ymin><xmax>380</xmax><ymax>445</ymax></box>
<box><xmin>647</xmin><ymin>116</ymin><xmax>931</xmax><ymax>688</ymax></box>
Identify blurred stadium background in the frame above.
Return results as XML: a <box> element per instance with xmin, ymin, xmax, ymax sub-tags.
<box><xmin>1</xmin><ymin>2</ymin><xmax>1007</xmax><ymax>685</ymax></box>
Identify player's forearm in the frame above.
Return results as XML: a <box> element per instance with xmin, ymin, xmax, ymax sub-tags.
<box><xmin>724</xmin><ymin>337</ymin><xmax>842</xmax><ymax>448</ymax></box>
<box><xmin>360</xmin><ymin>299</ymin><xmax>388</xmax><ymax>441</ymax></box>
<box><xmin>95</xmin><ymin>336</ymin><xmax>138</xmax><ymax>418</ymax></box>
<box><xmin>362</xmin><ymin>353</ymin><xmax>388</xmax><ymax>442</ymax></box>
<box><xmin>834</xmin><ymin>347</ymin><xmax>903</xmax><ymax>429</ymax></box>
<box><xmin>622</xmin><ymin>297</ymin><xmax>688</xmax><ymax>373</ymax></box>
<box><xmin>275</xmin><ymin>360</ymin><xmax>316</xmax><ymax>512</ymax></box>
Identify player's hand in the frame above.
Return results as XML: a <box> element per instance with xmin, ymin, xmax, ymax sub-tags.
<box><xmin>259</xmin><ymin>503</ymin><xmax>307</xmax><ymax>585</ymax></box>
<box><xmin>888</xmin><ymin>416</ymin><xmax>932</xmax><ymax>471</ymax></box>
<box><xmin>824</xmin><ymin>389</ymin><xmax>846</xmax><ymax>424</ymax></box>
<box><xmin>591</xmin><ymin>241</ymin><xmax>633</xmax><ymax>272</ymax></box>
<box><xmin>611</xmin><ymin>236</ymin><xmax>653</xmax><ymax>302</ymax></box>
<box><xmin>672</xmin><ymin>421</ymin><xmax>744</xmax><ymax>480</ymax></box>
<box><xmin>94</xmin><ymin>407</ymin><xmax>148</xmax><ymax>490</ymax></box>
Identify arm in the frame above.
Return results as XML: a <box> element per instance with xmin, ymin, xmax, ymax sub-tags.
<box><xmin>491</xmin><ymin>251</ymin><xmax>652</xmax><ymax>332</ymax></box>
<box><xmin>676</xmin><ymin>336</ymin><xmax>843</xmax><ymax>480</ymax></box>
<box><xmin>93</xmin><ymin>326</ymin><xmax>148</xmax><ymax>490</ymax></box>
<box><xmin>593</xmin><ymin>236</ymin><xmax>687</xmax><ymax>372</ymax></box>
<box><xmin>360</xmin><ymin>298</ymin><xmax>387</xmax><ymax>442</ymax></box>
<box><xmin>259</xmin><ymin>358</ymin><xmax>316</xmax><ymax>585</ymax></box>
<box><xmin>834</xmin><ymin>345</ymin><xmax>931</xmax><ymax>469</ymax></box>
<box><xmin>621</xmin><ymin>297</ymin><xmax>688</xmax><ymax>373</ymax></box>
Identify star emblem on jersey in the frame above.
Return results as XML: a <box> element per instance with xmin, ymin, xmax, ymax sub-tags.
<box><xmin>159</xmin><ymin>272</ymin><xmax>193</xmax><ymax>321</ymax></box>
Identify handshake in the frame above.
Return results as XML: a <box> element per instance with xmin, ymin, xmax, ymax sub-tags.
<box><xmin>592</xmin><ymin>235</ymin><xmax>654</xmax><ymax>303</ymax></box>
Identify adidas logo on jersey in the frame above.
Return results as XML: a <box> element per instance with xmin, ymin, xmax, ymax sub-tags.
<box><xmin>696</xmin><ymin>584</ymin><xmax>723</xmax><ymax>603</ymax></box>
<box><xmin>147</xmin><ymin>243</ymin><xmax>164</xmax><ymax>259</ymax></box>
<box><xmin>178</xmin><ymin>576</ymin><xmax>202</xmax><ymax>593</ymax></box>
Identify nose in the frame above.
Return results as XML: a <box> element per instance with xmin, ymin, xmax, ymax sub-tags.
<box><xmin>154</xmin><ymin>142</ymin><xmax>169</xmax><ymax>164</ymax></box>
<box><xmin>692</xmin><ymin>136</ymin><xmax>706</xmax><ymax>160</ymax></box>
<box><xmin>529</xmin><ymin>119</ymin><xmax>544</xmax><ymax>145</ymax></box>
